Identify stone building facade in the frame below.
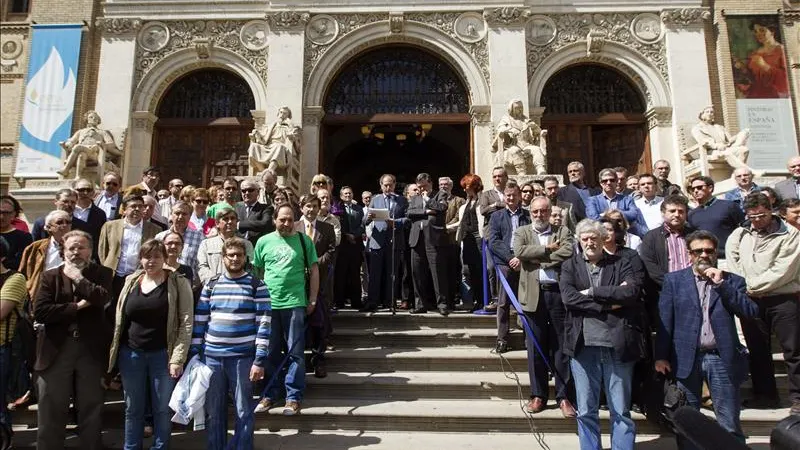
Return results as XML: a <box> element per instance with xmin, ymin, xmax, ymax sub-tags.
<box><xmin>2</xmin><ymin>1</ymin><xmax>798</xmax><ymax>216</ymax></box>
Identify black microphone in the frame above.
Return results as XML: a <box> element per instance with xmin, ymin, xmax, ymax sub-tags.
<box><xmin>672</xmin><ymin>406</ymin><xmax>750</xmax><ymax>450</ymax></box>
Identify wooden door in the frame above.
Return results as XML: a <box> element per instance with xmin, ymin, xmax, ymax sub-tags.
<box><xmin>153</xmin><ymin>124</ymin><xmax>251</xmax><ymax>187</ymax></box>
<box><xmin>543</xmin><ymin>123</ymin><xmax>593</xmax><ymax>184</ymax></box>
<box><xmin>591</xmin><ymin>124</ymin><xmax>649</xmax><ymax>177</ymax></box>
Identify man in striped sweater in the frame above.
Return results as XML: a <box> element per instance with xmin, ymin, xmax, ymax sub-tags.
<box><xmin>190</xmin><ymin>237</ymin><xmax>271</xmax><ymax>450</ymax></box>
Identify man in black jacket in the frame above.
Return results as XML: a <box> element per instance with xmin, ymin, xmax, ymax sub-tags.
<box><xmin>236</xmin><ymin>178</ymin><xmax>274</xmax><ymax>247</ymax></box>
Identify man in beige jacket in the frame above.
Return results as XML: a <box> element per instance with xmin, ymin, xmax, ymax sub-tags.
<box><xmin>726</xmin><ymin>192</ymin><xmax>800</xmax><ymax>414</ymax></box>
<box><xmin>512</xmin><ymin>197</ymin><xmax>576</xmax><ymax>417</ymax></box>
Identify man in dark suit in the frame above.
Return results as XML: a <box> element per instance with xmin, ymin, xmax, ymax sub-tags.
<box><xmin>70</xmin><ymin>179</ymin><xmax>107</xmax><ymax>257</ymax></box>
<box><xmin>334</xmin><ymin>186</ymin><xmax>365</xmax><ymax>309</ymax></box>
<box><xmin>362</xmin><ymin>174</ymin><xmax>409</xmax><ymax>312</ymax></box>
<box><xmin>34</xmin><ymin>229</ymin><xmax>114</xmax><ymax>450</ymax></box>
<box><xmin>559</xmin><ymin>161</ymin><xmax>597</xmax><ymax>221</ymax></box>
<box><xmin>93</xmin><ymin>172</ymin><xmax>123</xmax><ymax>220</ymax></box>
<box><xmin>32</xmin><ymin>189</ymin><xmax>77</xmax><ymax>241</ymax></box>
<box><xmin>297</xmin><ymin>195</ymin><xmax>336</xmax><ymax>378</ymax></box>
<box><xmin>653</xmin><ymin>159</ymin><xmax>683</xmax><ymax>198</ymax></box>
<box><xmin>236</xmin><ymin>178</ymin><xmax>274</xmax><ymax>247</ymax></box>
<box><xmin>488</xmin><ymin>180</ymin><xmax>531</xmax><ymax>353</ymax></box>
<box><xmin>774</xmin><ymin>155</ymin><xmax>800</xmax><ymax>200</ymax></box>
<box><xmin>478</xmin><ymin>167</ymin><xmax>509</xmax><ymax>308</ymax></box>
<box><xmin>407</xmin><ymin>173</ymin><xmax>450</xmax><ymax>315</ymax></box>
<box><xmin>655</xmin><ymin>230</ymin><xmax>759</xmax><ymax>447</ymax></box>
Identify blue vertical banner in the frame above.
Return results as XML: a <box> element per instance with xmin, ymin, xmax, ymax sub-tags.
<box><xmin>15</xmin><ymin>24</ymin><xmax>83</xmax><ymax>178</ymax></box>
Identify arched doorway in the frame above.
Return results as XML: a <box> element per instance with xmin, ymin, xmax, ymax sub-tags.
<box><xmin>321</xmin><ymin>46</ymin><xmax>471</xmax><ymax>193</ymax></box>
<box><xmin>540</xmin><ymin>64</ymin><xmax>650</xmax><ymax>186</ymax></box>
<box><xmin>152</xmin><ymin>69</ymin><xmax>255</xmax><ymax>186</ymax></box>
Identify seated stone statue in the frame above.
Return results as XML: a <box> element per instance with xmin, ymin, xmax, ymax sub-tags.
<box><xmin>492</xmin><ymin>99</ymin><xmax>548</xmax><ymax>175</ymax></box>
<box><xmin>247</xmin><ymin>106</ymin><xmax>301</xmax><ymax>177</ymax></box>
<box><xmin>691</xmin><ymin>106</ymin><xmax>751</xmax><ymax>171</ymax></box>
<box><xmin>57</xmin><ymin>110</ymin><xmax>122</xmax><ymax>180</ymax></box>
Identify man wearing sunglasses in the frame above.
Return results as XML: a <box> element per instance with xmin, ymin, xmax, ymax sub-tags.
<box><xmin>208</xmin><ymin>177</ymin><xmax>239</xmax><ymax>219</ymax></box>
<box><xmin>94</xmin><ymin>172</ymin><xmax>123</xmax><ymax>220</ymax></box>
<box><xmin>727</xmin><ymin>193</ymin><xmax>800</xmax><ymax>415</ymax></box>
<box><xmin>158</xmin><ymin>178</ymin><xmax>184</xmax><ymax>218</ymax></box>
<box><xmin>656</xmin><ymin>230</ymin><xmax>758</xmax><ymax>447</ymax></box>
<box><xmin>236</xmin><ymin>178</ymin><xmax>274</xmax><ymax>247</ymax></box>
<box><xmin>71</xmin><ymin>179</ymin><xmax>107</xmax><ymax>259</ymax></box>
<box><xmin>586</xmin><ymin>168</ymin><xmax>645</xmax><ymax>236</ymax></box>
<box><xmin>687</xmin><ymin>176</ymin><xmax>743</xmax><ymax>259</ymax></box>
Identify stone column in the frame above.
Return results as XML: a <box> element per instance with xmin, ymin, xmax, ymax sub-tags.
<box><xmin>660</xmin><ymin>8</ymin><xmax>713</xmax><ymax>182</ymax></box>
<box><xmin>470</xmin><ymin>105</ymin><xmax>493</xmax><ymax>179</ymax></box>
<box><xmin>126</xmin><ymin>111</ymin><xmax>157</xmax><ymax>183</ymax></box>
<box><xmin>266</xmin><ymin>11</ymin><xmax>309</xmax><ymax>120</ymax></box>
<box><xmin>302</xmin><ymin>106</ymin><xmax>324</xmax><ymax>189</ymax></box>
<box><xmin>646</xmin><ymin>106</ymin><xmax>675</xmax><ymax>171</ymax></box>
<box><xmin>484</xmin><ymin>8</ymin><xmax>531</xmax><ymax>119</ymax></box>
<box><xmin>94</xmin><ymin>18</ymin><xmax>142</xmax><ymax>184</ymax></box>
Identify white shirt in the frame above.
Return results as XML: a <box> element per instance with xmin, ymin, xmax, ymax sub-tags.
<box><xmin>625</xmin><ymin>233</ymin><xmax>642</xmax><ymax>251</ymax></box>
<box><xmin>117</xmin><ymin>220</ymin><xmax>144</xmax><ymax>276</ymax></box>
<box><xmin>96</xmin><ymin>192</ymin><xmax>119</xmax><ymax>220</ymax></box>
<box><xmin>73</xmin><ymin>204</ymin><xmax>91</xmax><ymax>222</ymax></box>
<box><xmin>159</xmin><ymin>197</ymin><xmax>177</xmax><ymax>219</ymax></box>
<box><xmin>635</xmin><ymin>195</ymin><xmax>664</xmax><ymax>231</ymax></box>
<box><xmin>45</xmin><ymin>238</ymin><xmax>64</xmax><ymax>270</ymax></box>
<box><xmin>534</xmin><ymin>227</ymin><xmax>559</xmax><ymax>284</ymax></box>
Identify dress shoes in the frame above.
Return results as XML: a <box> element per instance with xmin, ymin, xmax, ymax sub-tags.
<box><xmin>559</xmin><ymin>399</ymin><xmax>577</xmax><ymax>418</ymax></box>
<box><xmin>742</xmin><ymin>396</ymin><xmax>781</xmax><ymax>409</ymax></box>
<box><xmin>358</xmin><ymin>305</ymin><xmax>378</xmax><ymax>313</ymax></box>
<box><xmin>399</xmin><ymin>301</ymin><xmax>410</xmax><ymax>310</ymax></box>
<box><xmin>410</xmin><ymin>307</ymin><xmax>428</xmax><ymax>314</ymax></box>
<box><xmin>438</xmin><ymin>307</ymin><xmax>450</xmax><ymax>316</ymax></box>
<box><xmin>525</xmin><ymin>397</ymin><xmax>545</xmax><ymax>414</ymax></box>
<box><xmin>494</xmin><ymin>340</ymin><xmax>511</xmax><ymax>354</ymax></box>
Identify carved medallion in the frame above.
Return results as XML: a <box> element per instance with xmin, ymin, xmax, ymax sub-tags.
<box><xmin>631</xmin><ymin>13</ymin><xmax>663</xmax><ymax>44</ymax></box>
<box><xmin>240</xmin><ymin>20</ymin><xmax>269</xmax><ymax>51</ymax></box>
<box><xmin>526</xmin><ymin>15</ymin><xmax>557</xmax><ymax>46</ymax></box>
<box><xmin>0</xmin><ymin>37</ymin><xmax>23</xmax><ymax>72</ymax></box>
<box><xmin>306</xmin><ymin>14</ymin><xmax>339</xmax><ymax>45</ymax></box>
<box><xmin>138</xmin><ymin>22</ymin><xmax>170</xmax><ymax>52</ymax></box>
<box><xmin>454</xmin><ymin>12</ymin><xmax>487</xmax><ymax>43</ymax></box>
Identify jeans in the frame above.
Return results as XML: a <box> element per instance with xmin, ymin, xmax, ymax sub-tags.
<box><xmin>267</xmin><ymin>307</ymin><xmax>307</xmax><ymax>402</ymax></box>
<box><xmin>677</xmin><ymin>352</ymin><xmax>745</xmax><ymax>449</ymax></box>
<box><xmin>0</xmin><ymin>345</ymin><xmax>10</xmax><ymax>428</ymax></box>
<box><xmin>205</xmin><ymin>356</ymin><xmax>254</xmax><ymax>450</ymax></box>
<box><xmin>117</xmin><ymin>346</ymin><xmax>175</xmax><ymax>450</ymax></box>
<box><xmin>571</xmin><ymin>346</ymin><xmax>636</xmax><ymax>450</ymax></box>
<box><xmin>524</xmin><ymin>288</ymin><xmax>574</xmax><ymax>403</ymax></box>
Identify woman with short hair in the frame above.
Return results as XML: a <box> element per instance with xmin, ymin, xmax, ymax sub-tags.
<box><xmin>187</xmin><ymin>188</ymin><xmax>216</xmax><ymax>236</ymax></box>
<box><xmin>109</xmin><ymin>239</ymin><xmax>193</xmax><ymax>450</ymax></box>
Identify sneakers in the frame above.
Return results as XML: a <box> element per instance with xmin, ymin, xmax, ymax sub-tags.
<box><xmin>254</xmin><ymin>398</ymin><xmax>275</xmax><ymax>413</ymax></box>
<box><xmin>283</xmin><ymin>400</ymin><xmax>301</xmax><ymax>416</ymax></box>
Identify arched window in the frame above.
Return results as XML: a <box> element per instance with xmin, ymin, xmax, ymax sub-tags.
<box><xmin>324</xmin><ymin>46</ymin><xmax>469</xmax><ymax>115</ymax></box>
<box><xmin>157</xmin><ymin>69</ymin><xmax>255</xmax><ymax>119</ymax></box>
<box><xmin>541</xmin><ymin>65</ymin><xmax>645</xmax><ymax>115</ymax></box>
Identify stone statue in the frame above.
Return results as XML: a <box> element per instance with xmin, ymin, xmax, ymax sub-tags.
<box><xmin>691</xmin><ymin>106</ymin><xmax>751</xmax><ymax>171</ymax></box>
<box><xmin>57</xmin><ymin>110</ymin><xmax>122</xmax><ymax>181</ymax></box>
<box><xmin>247</xmin><ymin>106</ymin><xmax>301</xmax><ymax>177</ymax></box>
<box><xmin>492</xmin><ymin>99</ymin><xmax>548</xmax><ymax>175</ymax></box>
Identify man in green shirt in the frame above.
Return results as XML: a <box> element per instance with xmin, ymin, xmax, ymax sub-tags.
<box><xmin>207</xmin><ymin>177</ymin><xmax>239</xmax><ymax>219</ymax></box>
<box><xmin>253</xmin><ymin>204</ymin><xmax>319</xmax><ymax>415</ymax></box>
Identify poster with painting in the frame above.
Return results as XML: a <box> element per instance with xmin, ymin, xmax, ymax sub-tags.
<box><xmin>728</xmin><ymin>15</ymin><xmax>790</xmax><ymax>99</ymax></box>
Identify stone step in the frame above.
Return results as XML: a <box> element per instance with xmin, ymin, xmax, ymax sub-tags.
<box><xmin>11</xmin><ymin>398</ymin><xmax>789</xmax><ymax>437</ymax></box>
<box><xmin>330</xmin><ymin>328</ymin><xmax>525</xmax><ymax>349</ymax></box>
<box><xmin>331</xmin><ymin>310</ymin><xmax>499</xmax><ymax>330</ymax></box>
<box><xmin>325</xmin><ymin>347</ymin><xmax>529</xmax><ymax>372</ymax></box>
<box><xmin>305</xmin><ymin>371</ymin><xmax>791</xmax><ymax>401</ymax></box>
<box><xmin>5</xmin><ymin>428</ymin><xmax>773</xmax><ymax>449</ymax></box>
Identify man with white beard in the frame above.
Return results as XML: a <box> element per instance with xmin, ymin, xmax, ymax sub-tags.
<box><xmin>512</xmin><ymin>197</ymin><xmax>576</xmax><ymax>417</ymax></box>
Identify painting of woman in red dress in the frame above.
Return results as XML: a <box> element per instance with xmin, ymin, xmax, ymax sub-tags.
<box><xmin>731</xmin><ymin>18</ymin><xmax>790</xmax><ymax>99</ymax></box>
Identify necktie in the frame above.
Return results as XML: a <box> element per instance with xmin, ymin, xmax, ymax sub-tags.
<box><xmin>306</xmin><ymin>221</ymin><xmax>314</xmax><ymax>240</ymax></box>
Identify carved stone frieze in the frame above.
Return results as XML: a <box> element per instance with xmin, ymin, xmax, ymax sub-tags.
<box><xmin>302</xmin><ymin>106</ymin><xmax>325</xmax><ymax>127</ymax></box>
<box><xmin>526</xmin><ymin>13</ymin><xmax>669</xmax><ymax>101</ymax></box>
<box><xmin>303</xmin><ymin>12</ymin><xmax>490</xmax><ymax>93</ymax></box>
<box><xmin>96</xmin><ymin>18</ymin><xmax>143</xmax><ymax>35</ymax></box>
<box><xmin>0</xmin><ymin>35</ymin><xmax>24</xmax><ymax>73</ymax></box>
<box><xmin>469</xmin><ymin>104</ymin><xmax>491</xmax><ymax>125</ymax></box>
<box><xmin>390</xmin><ymin>13</ymin><xmax>404</xmax><ymax>34</ymax></box>
<box><xmin>483</xmin><ymin>7</ymin><xmax>531</xmax><ymax>27</ymax></box>
<box><xmin>134</xmin><ymin>20</ymin><xmax>269</xmax><ymax>88</ymax></box>
<box><xmin>267</xmin><ymin>11</ymin><xmax>311</xmax><ymax>31</ymax></box>
<box><xmin>131</xmin><ymin>111</ymin><xmax>157</xmax><ymax>133</ymax></box>
<box><xmin>646</xmin><ymin>106</ymin><xmax>673</xmax><ymax>129</ymax></box>
<box><xmin>660</xmin><ymin>8</ymin><xmax>711</xmax><ymax>27</ymax></box>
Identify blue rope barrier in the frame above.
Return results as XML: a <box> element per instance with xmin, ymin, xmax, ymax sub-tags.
<box><xmin>473</xmin><ymin>238</ymin><xmax>496</xmax><ymax>316</ymax></box>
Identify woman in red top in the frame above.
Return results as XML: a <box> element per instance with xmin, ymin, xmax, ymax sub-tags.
<box><xmin>734</xmin><ymin>20</ymin><xmax>789</xmax><ymax>99</ymax></box>
<box><xmin>187</xmin><ymin>188</ymin><xmax>216</xmax><ymax>236</ymax></box>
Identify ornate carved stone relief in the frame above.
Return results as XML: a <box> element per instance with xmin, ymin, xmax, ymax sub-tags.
<box><xmin>0</xmin><ymin>34</ymin><xmax>25</xmax><ymax>73</ymax></box>
<box><xmin>526</xmin><ymin>13</ymin><xmax>669</xmax><ymax>105</ymax></box>
<box><xmin>134</xmin><ymin>20</ymin><xmax>269</xmax><ymax>90</ymax></box>
<box><xmin>267</xmin><ymin>11</ymin><xmax>311</xmax><ymax>31</ymax></box>
<box><xmin>646</xmin><ymin>106</ymin><xmax>673</xmax><ymax>129</ymax></box>
<box><xmin>96</xmin><ymin>18</ymin><xmax>143</xmax><ymax>35</ymax></box>
<box><xmin>660</xmin><ymin>8</ymin><xmax>711</xmax><ymax>27</ymax></box>
<box><xmin>306</xmin><ymin>15</ymin><xmax>339</xmax><ymax>45</ymax></box>
<box><xmin>302</xmin><ymin>106</ymin><xmax>325</xmax><ymax>127</ymax></box>
<box><xmin>454</xmin><ymin>12</ymin><xmax>487</xmax><ymax>44</ymax></box>
<box><xmin>389</xmin><ymin>13</ymin><xmax>404</xmax><ymax>34</ymax></box>
<box><xmin>483</xmin><ymin>7</ymin><xmax>531</xmax><ymax>27</ymax></box>
<box><xmin>303</xmin><ymin>12</ymin><xmax>490</xmax><ymax>94</ymax></box>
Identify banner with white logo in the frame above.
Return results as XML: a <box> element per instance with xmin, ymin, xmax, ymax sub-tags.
<box><xmin>14</xmin><ymin>24</ymin><xmax>82</xmax><ymax>178</ymax></box>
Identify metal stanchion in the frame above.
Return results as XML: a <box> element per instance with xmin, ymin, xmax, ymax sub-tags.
<box><xmin>473</xmin><ymin>239</ymin><xmax>496</xmax><ymax>316</ymax></box>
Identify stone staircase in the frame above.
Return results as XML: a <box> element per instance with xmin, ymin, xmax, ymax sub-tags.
<box><xmin>10</xmin><ymin>310</ymin><xmax>791</xmax><ymax>448</ymax></box>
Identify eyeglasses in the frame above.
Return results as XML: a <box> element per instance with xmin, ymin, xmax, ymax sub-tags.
<box><xmin>127</xmin><ymin>204</ymin><xmax>144</xmax><ymax>210</ymax></box>
<box><xmin>104</xmin><ymin>181</ymin><xmax>119</xmax><ymax>187</ymax></box>
<box><xmin>690</xmin><ymin>185</ymin><xmax>707</xmax><ymax>191</ymax></box>
<box><xmin>224</xmin><ymin>252</ymin><xmax>245</xmax><ymax>259</ymax></box>
<box><xmin>746</xmin><ymin>213</ymin><xmax>769</xmax><ymax>220</ymax></box>
<box><xmin>224</xmin><ymin>186</ymin><xmax>237</xmax><ymax>191</ymax></box>
<box><xmin>53</xmin><ymin>219</ymin><xmax>72</xmax><ymax>225</ymax></box>
<box><xmin>530</xmin><ymin>209</ymin><xmax>549</xmax><ymax>214</ymax></box>
<box><xmin>241</xmin><ymin>188</ymin><xmax>257</xmax><ymax>193</ymax></box>
<box><xmin>0</xmin><ymin>210</ymin><xmax>14</xmax><ymax>215</ymax></box>
<box><xmin>172</xmin><ymin>185</ymin><xmax>184</xmax><ymax>189</ymax></box>
<box><xmin>313</xmin><ymin>181</ymin><xmax>327</xmax><ymax>186</ymax></box>
<box><xmin>600</xmin><ymin>179</ymin><xmax>616</xmax><ymax>184</ymax></box>
<box><xmin>689</xmin><ymin>248</ymin><xmax>716</xmax><ymax>256</ymax></box>
<box><xmin>521</xmin><ymin>189</ymin><xmax>533</xmax><ymax>194</ymax></box>
<box><xmin>194</xmin><ymin>199</ymin><xmax>209</xmax><ymax>204</ymax></box>
<box><xmin>75</xmin><ymin>188</ymin><xmax>93</xmax><ymax>193</ymax></box>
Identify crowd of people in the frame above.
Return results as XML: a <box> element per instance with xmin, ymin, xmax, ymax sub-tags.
<box><xmin>0</xmin><ymin>155</ymin><xmax>798</xmax><ymax>449</ymax></box>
